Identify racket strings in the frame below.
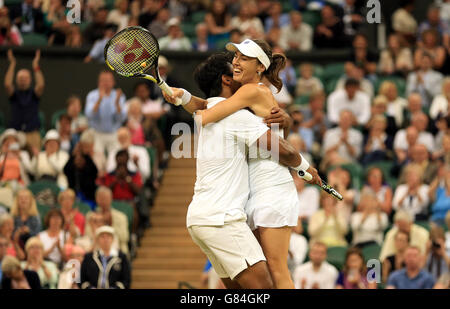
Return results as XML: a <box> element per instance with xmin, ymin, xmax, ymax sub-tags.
<box><xmin>105</xmin><ymin>27</ymin><xmax>159</xmax><ymax>76</ymax></box>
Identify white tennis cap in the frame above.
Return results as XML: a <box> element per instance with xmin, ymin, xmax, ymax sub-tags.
<box><xmin>95</xmin><ymin>225</ymin><xmax>116</xmax><ymax>238</ymax></box>
<box><xmin>226</xmin><ymin>39</ymin><xmax>271</xmax><ymax>70</ymax></box>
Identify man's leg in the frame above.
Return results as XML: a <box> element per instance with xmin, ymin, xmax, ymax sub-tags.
<box><xmin>233</xmin><ymin>261</ymin><xmax>273</xmax><ymax>289</ymax></box>
<box><xmin>221</xmin><ymin>278</ymin><xmax>242</xmax><ymax>289</ymax></box>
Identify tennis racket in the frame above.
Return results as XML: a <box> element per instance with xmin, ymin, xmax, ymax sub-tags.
<box><xmin>298</xmin><ymin>170</ymin><xmax>343</xmax><ymax>201</ymax></box>
<box><xmin>104</xmin><ymin>26</ymin><xmax>182</xmax><ymax>105</ymax></box>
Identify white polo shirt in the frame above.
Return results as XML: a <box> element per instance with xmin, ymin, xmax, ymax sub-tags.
<box><xmin>186</xmin><ymin>97</ymin><xmax>269</xmax><ymax>227</ymax></box>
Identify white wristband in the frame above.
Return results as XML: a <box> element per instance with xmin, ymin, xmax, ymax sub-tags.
<box><xmin>293</xmin><ymin>153</ymin><xmax>310</xmax><ymax>172</ymax></box>
<box><xmin>180</xmin><ymin>88</ymin><xmax>192</xmax><ymax>106</ymax></box>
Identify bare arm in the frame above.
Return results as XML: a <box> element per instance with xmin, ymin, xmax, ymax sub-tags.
<box><xmin>5</xmin><ymin>49</ymin><xmax>16</xmax><ymax>97</ymax></box>
<box><xmin>33</xmin><ymin>50</ymin><xmax>45</xmax><ymax>97</ymax></box>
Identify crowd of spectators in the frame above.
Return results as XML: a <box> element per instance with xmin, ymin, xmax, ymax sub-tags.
<box><xmin>1</xmin><ymin>0</ymin><xmax>450</xmax><ymax>290</ymax></box>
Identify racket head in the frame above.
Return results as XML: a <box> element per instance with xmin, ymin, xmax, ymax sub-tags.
<box><xmin>104</xmin><ymin>26</ymin><xmax>161</xmax><ymax>81</ymax></box>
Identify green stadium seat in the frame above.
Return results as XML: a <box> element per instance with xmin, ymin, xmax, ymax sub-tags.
<box><xmin>51</xmin><ymin>109</ymin><xmax>67</xmax><ymax>129</ymax></box>
<box><xmin>39</xmin><ymin>110</ymin><xmax>46</xmax><ymax>137</ymax></box>
<box><xmin>326</xmin><ymin>246</ymin><xmax>348</xmax><ymax>270</ymax></box>
<box><xmin>362</xmin><ymin>243</ymin><xmax>382</xmax><ymax>261</ymax></box>
<box><xmin>415</xmin><ymin>221</ymin><xmax>431</xmax><ymax>232</ymax></box>
<box><xmin>322</xmin><ymin>63</ymin><xmax>345</xmax><ymax>81</ymax></box>
<box><xmin>0</xmin><ymin>113</ymin><xmax>5</xmax><ymax>135</ymax></box>
<box><xmin>215</xmin><ymin>37</ymin><xmax>230</xmax><ymax>50</ymax></box>
<box><xmin>74</xmin><ymin>201</ymin><xmax>92</xmax><ymax>216</ymax></box>
<box><xmin>181</xmin><ymin>22</ymin><xmax>196</xmax><ymax>38</ymax></box>
<box><xmin>302</xmin><ymin>10</ymin><xmax>321</xmax><ymax>29</ymax></box>
<box><xmin>22</xmin><ymin>33</ymin><xmax>48</xmax><ymax>46</ymax></box>
<box><xmin>4</xmin><ymin>0</ymin><xmax>23</xmax><ymax>6</ymax></box>
<box><xmin>191</xmin><ymin>11</ymin><xmax>206</xmax><ymax>24</ymax></box>
<box><xmin>282</xmin><ymin>1</ymin><xmax>293</xmax><ymax>12</ymax></box>
<box><xmin>301</xmin><ymin>220</ymin><xmax>309</xmax><ymax>240</ymax></box>
<box><xmin>28</xmin><ymin>180</ymin><xmax>61</xmax><ymax>197</ymax></box>
<box><xmin>112</xmin><ymin>200</ymin><xmax>134</xmax><ymax>233</ymax></box>
<box><xmin>324</xmin><ymin>77</ymin><xmax>340</xmax><ymax>95</ymax></box>
<box><xmin>105</xmin><ymin>0</ymin><xmax>115</xmax><ymax>10</ymax></box>
<box><xmin>294</xmin><ymin>95</ymin><xmax>310</xmax><ymax>105</ymax></box>
<box><xmin>340</xmin><ymin>163</ymin><xmax>363</xmax><ymax>190</ymax></box>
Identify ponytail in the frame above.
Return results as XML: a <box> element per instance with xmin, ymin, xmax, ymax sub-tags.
<box><xmin>264</xmin><ymin>53</ymin><xmax>286</xmax><ymax>93</ymax></box>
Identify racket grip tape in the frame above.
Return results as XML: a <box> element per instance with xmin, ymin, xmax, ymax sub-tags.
<box><xmin>159</xmin><ymin>81</ymin><xmax>182</xmax><ymax>106</ymax></box>
<box><xmin>298</xmin><ymin>170</ymin><xmax>343</xmax><ymax>201</ymax></box>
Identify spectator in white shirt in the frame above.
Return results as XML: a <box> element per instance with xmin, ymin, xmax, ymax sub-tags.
<box><xmin>393</xmin><ymin>112</ymin><xmax>435</xmax><ymax>153</ymax></box>
<box><xmin>107</xmin><ymin>127</ymin><xmax>150</xmax><ymax>182</ymax></box>
<box><xmin>291</xmin><ymin>170</ymin><xmax>319</xmax><ymax>222</ymax></box>
<box><xmin>230</xmin><ymin>1</ymin><xmax>264</xmax><ymax>39</ymax></box>
<box><xmin>378</xmin><ymin>81</ymin><xmax>408</xmax><ymax>128</ymax></box>
<box><xmin>279</xmin><ymin>11</ymin><xmax>313</xmax><ymax>51</ymax></box>
<box><xmin>288</xmin><ymin>218</ymin><xmax>308</xmax><ymax>275</ymax></box>
<box><xmin>335</xmin><ymin>63</ymin><xmax>374</xmax><ymax>98</ymax></box>
<box><xmin>322</xmin><ymin>110</ymin><xmax>363</xmax><ymax>168</ymax></box>
<box><xmin>393</xmin><ymin>165</ymin><xmax>430</xmax><ymax>221</ymax></box>
<box><xmin>430</xmin><ymin>77</ymin><xmax>450</xmax><ymax>120</ymax></box>
<box><xmin>295</xmin><ymin>63</ymin><xmax>323</xmax><ymax>97</ymax></box>
<box><xmin>351</xmin><ymin>192</ymin><xmax>389</xmax><ymax>248</ymax></box>
<box><xmin>293</xmin><ymin>241</ymin><xmax>339</xmax><ymax>289</ymax></box>
<box><xmin>393</xmin><ymin>125</ymin><xmax>419</xmax><ymax>164</ymax></box>
<box><xmin>406</xmin><ymin>52</ymin><xmax>443</xmax><ymax>108</ymax></box>
<box><xmin>327</xmin><ymin>78</ymin><xmax>371</xmax><ymax>126</ymax></box>
<box><xmin>158</xmin><ymin>18</ymin><xmax>192</xmax><ymax>51</ymax></box>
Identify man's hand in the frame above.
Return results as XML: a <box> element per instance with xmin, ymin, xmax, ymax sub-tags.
<box><xmin>7</xmin><ymin>49</ymin><xmax>16</xmax><ymax>64</ymax></box>
<box><xmin>305</xmin><ymin>166</ymin><xmax>322</xmax><ymax>186</ymax></box>
<box><xmin>115</xmin><ymin>88</ymin><xmax>122</xmax><ymax>100</ymax></box>
<box><xmin>32</xmin><ymin>50</ymin><xmax>41</xmax><ymax>70</ymax></box>
<box><xmin>263</xmin><ymin>107</ymin><xmax>291</xmax><ymax>129</ymax></box>
<box><xmin>162</xmin><ymin>87</ymin><xmax>184</xmax><ymax>104</ymax></box>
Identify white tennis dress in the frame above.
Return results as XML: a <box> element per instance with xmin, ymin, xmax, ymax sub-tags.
<box><xmin>246</xmin><ymin>121</ymin><xmax>300</xmax><ymax>230</ymax></box>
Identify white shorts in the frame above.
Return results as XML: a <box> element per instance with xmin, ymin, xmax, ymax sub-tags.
<box><xmin>188</xmin><ymin>218</ymin><xmax>266</xmax><ymax>280</ymax></box>
<box><xmin>246</xmin><ymin>181</ymin><xmax>299</xmax><ymax>230</ymax></box>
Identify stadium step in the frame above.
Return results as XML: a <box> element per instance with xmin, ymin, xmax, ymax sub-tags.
<box><xmin>131</xmin><ymin>155</ymin><xmax>205</xmax><ymax>289</ymax></box>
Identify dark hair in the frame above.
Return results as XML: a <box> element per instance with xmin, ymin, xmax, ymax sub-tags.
<box><xmin>230</xmin><ymin>28</ymin><xmax>243</xmax><ymax>37</ymax></box>
<box><xmin>59</xmin><ymin>113</ymin><xmax>72</xmax><ymax>123</ymax></box>
<box><xmin>44</xmin><ymin>209</ymin><xmax>65</xmax><ymax>229</ymax></box>
<box><xmin>66</xmin><ymin>95</ymin><xmax>81</xmax><ymax>107</ymax></box>
<box><xmin>366</xmin><ymin>166</ymin><xmax>386</xmax><ymax>185</ymax></box>
<box><xmin>343</xmin><ymin>247</ymin><xmax>366</xmax><ymax>275</ymax></box>
<box><xmin>253</xmin><ymin>39</ymin><xmax>286</xmax><ymax>92</ymax></box>
<box><xmin>133</xmin><ymin>81</ymin><xmax>150</xmax><ymax>93</ymax></box>
<box><xmin>115</xmin><ymin>149</ymin><xmax>129</xmax><ymax>160</ymax></box>
<box><xmin>194</xmin><ymin>52</ymin><xmax>233</xmax><ymax>98</ymax></box>
<box><xmin>345</xmin><ymin>78</ymin><xmax>360</xmax><ymax>87</ymax></box>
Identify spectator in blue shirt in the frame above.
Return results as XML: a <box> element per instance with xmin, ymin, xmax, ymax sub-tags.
<box><xmin>264</xmin><ymin>1</ymin><xmax>290</xmax><ymax>33</ymax></box>
<box><xmin>84</xmin><ymin>23</ymin><xmax>118</xmax><ymax>63</ymax></box>
<box><xmin>387</xmin><ymin>246</ymin><xmax>436</xmax><ymax>289</ymax></box>
<box><xmin>429</xmin><ymin>165</ymin><xmax>450</xmax><ymax>226</ymax></box>
<box><xmin>85</xmin><ymin>71</ymin><xmax>127</xmax><ymax>156</ymax></box>
<box><xmin>289</xmin><ymin>107</ymin><xmax>314</xmax><ymax>153</ymax></box>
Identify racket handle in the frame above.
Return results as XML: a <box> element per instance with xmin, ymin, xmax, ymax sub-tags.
<box><xmin>159</xmin><ymin>81</ymin><xmax>182</xmax><ymax>106</ymax></box>
<box><xmin>298</xmin><ymin>170</ymin><xmax>343</xmax><ymax>201</ymax></box>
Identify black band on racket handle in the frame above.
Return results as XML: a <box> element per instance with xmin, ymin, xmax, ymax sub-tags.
<box><xmin>298</xmin><ymin>170</ymin><xmax>343</xmax><ymax>201</ymax></box>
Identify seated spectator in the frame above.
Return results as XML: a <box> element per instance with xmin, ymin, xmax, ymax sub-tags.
<box><xmin>351</xmin><ymin>192</ymin><xmax>389</xmax><ymax>248</ymax></box>
<box><xmin>44</xmin><ymin>0</ymin><xmax>72</xmax><ymax>45</ymax></box>
<box><xmin>57</xmin><ymin>244</ymin><xmax>85</xmax><ymax>289</ymax></box>
<box><xmin>398</xmin><ymin>143</ymin><xmax>439</xmax><ymax>184</ymax></box>
<box><xmin>11</xmin><ymin>189</ymin><xmax>41</xmax><ymax>247</ymax></box>
<box><xmin>1</xmin><ymin>255</ymin><xmax>41</xmax><ymax>289</ymax></box>
<box><xmin>280</xmin><ymin>11</ymin><xmax>312</xmax><ymax>52</ymax></box>
<box><xmin>80</xmin><ymin>225</ymin><xmax>130</xmax><ymax>289</ymax></box>
<box><xmin>402</xmin><ymin>93</ymin><xmax>425</xmax><ymax>127</ymax></box>
<box><xmin>301</xmin><ymin>90</ymin><xmax>331</xmax><ymax>144</ymax></box>
<box><xmin>393</xmin><ymin>165</ymin><xmax>430</xmax><ymax>221</ymax></box>
<box><xmin>21</xmin><ymin>237</ymin><xmax>59</xmax><ymax>289</ymax></box>
<box><xmin>314</xmin><ymin>5</ymin><xmax>348</xmax><ymax>48</ymax></box>
<box><xmin>382</xmin><ymin>230</ymin><xmax>409</xmax><ymax>283</ymax></box>
<box><xmin>158</xmin><ymin>18</ymin><xmax>192</xmax><ymax>51</ymax></box>
<box><xmin>361</xmin><ymin>167</ymin><xmax>393</xmax><ymax>215</ymax></box>
<box><xmin>417</xmin><ymin>4</ymin><xmax>450</xmax><ymax>51</ymax></box>
<box><xmin>106</xmin><ymin>0</ymin><xmax>129</xmax><ymax>32</ymax></box>
<box><xmin>428</xmin><ymin>165</ymin><xmax>450</xmax><ymax>225</ymax></box>
<box><xmin>327</xmin><ymin>167</ymin><xmax>358</xmax><ymax>224</ymax></box>
<box><xmin>387</xmin><ymin>246</ymin><xmax>435</xmax><ymax>289</ymax></box>
<box><xmin>430</xmin><ymin>77</ymin><xmax>450</xmax><ymax>120</ymax></box>
<box><xmin>0</xmin><ymin>141</ymin><xmax>28</xmax><ymax>191</ymax></box>
<box><xmin>0</xmin><ymin>235</ymin><xmax>8</xmax><ymax>281</ymax></box>
<box><xmin>288</xmin><ymin>108</ymin><xmax>313</xmax><ymax>153</ymax></box>
<box><xmin>229</xmin><ymin>28</ymin><xmax>243</xmax><ymax>44</ymax></box>
<box><xmin>85</xmin><ymin>70</ymin><xmax>127</xmax><ymax>156</ymax></box>
<box><xmin>107</xmin><ymin>127</ymin><xmax>150</xmax><ymax>183</ymax></box>
<box><xmin>424</xmin><ymin>225</ymin><xmax>450</xmax><ymax>280</ymax></box>
<box><xmin>31</xmin><ymin>130</ymin><xmax>69</xmax><ymax>189</ymax></box>
<box><xmin>85</xmin><ymin>187</ymin><xmax>129</xmax><ymax>255</ymax></box>
<box><xmin>204</xmin><ymin>0</ymin><xmax>232</xmax><ymax>37</ymax></box>
<box><xmin>193</xmin><ymin>23</ymin><xmax>215</xmax><ymax>52</ymax></box>
<box><xmin>322</xmin><ymin>110</ymin><xmax>363</xmax><ymax>169</ymax></box>
<box><xmin>83</xmin><ymin>23</ymin><xmax>118</xmax><ymax>63</ymax></box>
<box><xmin>394</xmin><ymin>112</ymin><xmax>435</xmax><ymax>156</ymax></box>
<box><xmin>4</xmin><ymin>49</ymin><xmax>44</xmax><ymax>150</ymax></box>
<box><xmin>0</xmin><ymin>213</ymin><xmax>25</xmax><ymax>260</ymax></box>
<box><xmin>148</xmin><ymin>8</ymin><xmax>170</xmax><ymax>39</ymax></box>
<box><xmin>367</xmin><ymin>94</ymin><xmax>397</xmax><ymax>138</ymax></box>
<box><xmin>378</xmin><ymin>81</ymin><xmax>408</xmax><ymax>128</ymax></box>
<box><xmin>293</xmin><ymin>241</ymin><xmax>338</xmax><ymax>289</ymax></box>
<box><xmin>125</xmin><ymin>99</ymin><xmax>146</xmax><ymax>146</ymax></box>
<box><xmin>63</xmin><ymin>142</ymin><xmax>98</xmax><ymax>205</ymax></box>
<box><xmin>38</xmin><ymin>209</ymin><xmax>73</xmax><ymax>267</ymax></box>
<box><xmin>9</xmin><ymin>0</ymin><xmax>44</xmax><ymax>34</ymax></box>
<box><xmin>291</xmin><ymin>170</ymin><xmax>319</xmax><ymax>222</ymax></box>
<box><xmin>335</xmin><ymin>63</ymin><xmax>374</xmax><ymax>98</ymax></box>
<box><xmin>288</xmin><ymin>217</ymin><xmax>308</xmax><ymax>274</ymax></box>
<box><xmin>379</xmin><ymin>210</ymin><xmax>430</xmax><ymax>261</ymax></box>
<box><xmin>378</xmin><ymin>33</ymin><xmax>414</xmax><ymax>76</ymax></box>
<box><xmin>58</xmin><ymin>189</ymin><xmax>86</xmax><ymax>237</ymax></box>
<box><xmin>77</xmin><ymin>129</ymin><xmax>106</xmax><ymax>177</ymax></box>
<box><xmin>0</xmin><ymin>10</ymin><xmax>23</xmax><ymax>46</ymax></box>
<box><xmin>83</xmin><ymin>6</ymin><xmax>108</xmax><ymax>44</ymax></box>
<box><xmin>414</xmin><ymin>29</ymin><xmax>446</xmax><ymax>72</ymax></box>
<box><xmin>341</xmin><ymin>0</ymin><xmax>365</xmax><ymax>38</ymax></box>
<box><xmin>138</xmin><ymin>0</ymin><xmax>161</xmax><ymax>29</ymax></box>
<box><xmin>308</xmin><ymin>193</ymin><xmax>348</xmax><ymax>248</ymax></box>
<box><xmin>336</xmin><ymin>247</ymin><xmax>377</xmax><ymax>289</ymax></box>
<box><xmin>74</xmin><ymin>212</ymin><xmax>118</xmax><ymax>253</ymax></box>
<box><xmin>391</xmin><ymin>0</ymin><xmax>417</xmax><ymax>46</ymax></box>
<box><xmin>406</xmin><ymin>52</ymin><xmax>443</xmax><ymax>108</ymax></box>
<box><xmin>327</xmin><ymin>79</ymin><xmax>371</xmax><ymax>126</ymax></box>
<box><xmin>61</xmin><ymin>95</ymin><xmax>88</xmax><ymax>137</ymax></box>
<box><xmin>230</xmin><ymin>1</ymin><xmax>264</xmax><ymax>39</ymax></box>
<box><xmin>57</xmin><ymin>114</ymin><xmax>74</xmax><ymax>153</ymax></box>
<box><xmin>264</xmin><ymin>1</ymin><xmax>289</xmax><ymax>33</ymax></box>
<box><xmin>362</xmin><ymin>114</ymin><xmax>394</xmax><ymax>166</ymax></box>
<box><xmin>295</xmin><ymin>63</ymin><xmax>323</xmax><ymax>97</ymax></box>
<box><xmin>348</xmin><ymin>34</ymin><xmax>377</xmax><ymax>77</ymax></box>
